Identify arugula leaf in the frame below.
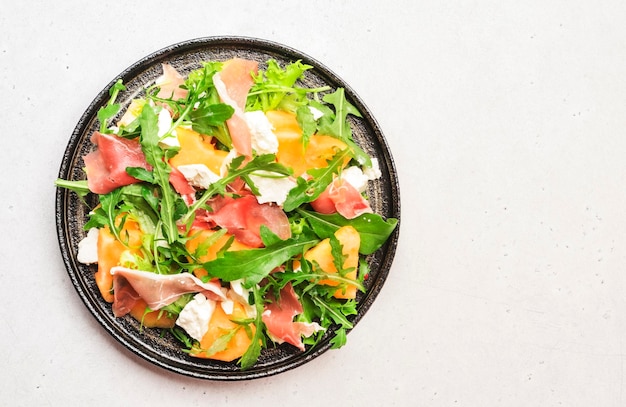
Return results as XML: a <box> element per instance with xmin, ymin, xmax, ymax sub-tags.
<box><xmin>204</xmin><ymin>229</ymin><xmax>320</xmax><ymax>288</ymax></box>
<box><xmin>99</xmin><ymin>188</ymin><xmax>125</xmax><ymax>241</ymax></box>
<box><xmin>296</xmin><ymin>105</ymin><xmax>316</xmax><ymax>146</ymax></box>
<box><xmin>97</xmin><ymin>79</ymin><xmax>126</xmax><ymax>133</ymax></box>
<box><xmin>189</xmin><ymin>103</ymin><xmax>234</xmax><ymax>137</ymax></box>
<box><xmin>239</xmin><ymin>286</ymin><xmax>266</xmax><ymax>370</ymax></box>
<box><xmin>297</xmin><ymin>209</ymin><xmax>398</xmax><ymax>255</ymax></box>
<box><xmin>282</xmin><ymin>149</ymin><xmax>350</xmax><ymax>212</ymax></box>
<box><xmin>182</xmin><ymin>61</ymin><xmax>234</xmax><ymax>148</ymax></box>
<box><xmin>125</xmin><ymin>166</ymin><xmax>155</xmax><ymax>184</ymax></box>
<box><xmin>330</xmin><ymin>327</ymin><xmax>348</xmax><ymax>349</ymax></box>
<box><xmin>138</xmin><ymin>104</ymin><xmax>183</xmax><ymax>244</ymax></box>
<box><xmin>54</xmin><ymin>179</ymin><xmax>90</xmax><ymax>198</ymax></box>
<box><xmin>329</xmin><ymin>233</ymin><xmax>348</xmax><ymax>276</ymax></box>
<box><xmin>316</xmin><ymin>89</ymin><xmax>371</xmax><ymax>167</ymax></box>
<box><xmin>319</xmin><ymin>89</ymin><xmax>361</xmax><ymax>137</ymax></box>
<box><xmin>259</xmin><ymin>224</ymin><xmax>283</xmax><ymax>247</ymax></box>
<box><xmin>310</xmin><ymin>294</ymin><xmax>354</xmax><ymax>329</ymax></box>
<box><xmin>170</xmin><ymin>326</ymin><xmax>194</xmax><ymax>351</ymax></box>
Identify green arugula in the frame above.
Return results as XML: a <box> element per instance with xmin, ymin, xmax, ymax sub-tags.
<box><xmin>314</xmin><ymin>89</ymin><xmax>371</xmax><ymax>167</ymax></box>
<box><xmin>295</xmin><ymin>104</ymin><xmax>316</xmax><ymax>146</ymax></box>
<box><xmin>189</xmin><ymin>103</ymin><xmax>234</xmax><ymax>143</ymax></box>
<box><xmin>185</xmin><ymin>61</ymin><xmax>234</xmax><ymax>148</ymax></box>
<box><xmin>97</xmin><ymin>79</ymin><xmax>126</xmax><ymax>134</ymax></box>
<box><xmin>138</xmin><ymin>104</ymin><xmax>184</xmax><ymax>244</ymax></box>
<box><xmin>54</xmin><ymin>179</ymin><xmax>90</xmax><ymax>198</ymax></box>
<box><xmin>238</xmin><ymin>286</ymin><xmax>266</xmax><ymax>370</ymax></box>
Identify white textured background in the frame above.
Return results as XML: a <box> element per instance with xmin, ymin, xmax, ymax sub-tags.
<box><xmin>2</xmin><ymin>1</ymin><xmax>626</xmax><ymax>405</ymax></box>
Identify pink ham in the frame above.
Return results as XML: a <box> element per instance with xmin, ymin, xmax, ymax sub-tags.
<box><xmin>156</xmin><ymin>63</ymin><xmax>189</xmax><ymax>101</ymax></box>
<box><xmin>169</xmin><ymin>166</ymin><xmax>194</xmax><ymax>194</ymax></box>
<box><xmin>110</xmin><ymin>266</ymin><xmax>226</xmax><ymax>317</ymax></box>
<box><xmin>262</xmin><ymin>283</ymin><xmax>322</xmax><ymax>351</ymax></box>
<box><xmin>83</xmin><ymin>132</ymin><xmax>152</xmax><ymax>194</ymax></box>
<box><xmin>194</xmin><ymin>194</ymin><xmax>291</xmax><ymax>248</ymax></box>
<box><xmin>213</xmin><ymin>58</ymin><xmax>258</xmax><ymax>157</ymax></box>
<box><xmin>311</xmin><ymin>178</ymin><xmax>372</xmax><ymax>219</ymax></box>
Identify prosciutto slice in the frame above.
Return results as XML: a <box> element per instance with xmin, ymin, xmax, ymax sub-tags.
<box><xmin>168</xmin><ymin>165</ymin><xmax>196</xmax><ymax>204</ymax></box>
<box><xmin>194</xmin><ymin>194</ymin><xmax>291</xmax><ymax>248</ymax></box>
<box><xmin>262</xmin><ymin>283</ymin><xmax>323</xmax><ymax>351</ymax></box>
<box><xmin>311</xmin><ymin>178</ymin><xmax>372</xmax><ymax>219</ymax></box>
<box><xmin>110</xmin><ymin>266</ymin><xmax>226</xmax><ymax>318</ymax></box>
<box><xmin>213</xmin><ymin>58</ymin><xmax>258</xmax><ymax>157</ymax></box>
<box><xmin>155</xmin><ymin>63</ymin><xmax>189</xmax><ymax>101</ymax></box>
<box><xmin>83</xmin><ymin>132</ymin><xmax>151</xmax><ymax>194</ymax></box>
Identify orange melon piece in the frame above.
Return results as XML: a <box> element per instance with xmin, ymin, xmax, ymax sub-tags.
<box><xmin>190</xmin><ymin>302</ymin><xmax>255</xmax><ymax>362</ymax></box>
<box><xmin>169</xmin><ymin>127</ymin><xmax>229</xmax><ymax>175</ymax></box>
<box><xmin>265</xmin><ymin>110</ymin><xmax>348</xmax><ymax>177</ymax></box>
<box><xmin>96</xmin><ymin>219</ymin><xmax>143</xmax><ymax>303</ymax></box>
<box><xmin>303</xmin><ymin>225</ymin><xmax>360</xmax><ymax>299</ymax></box>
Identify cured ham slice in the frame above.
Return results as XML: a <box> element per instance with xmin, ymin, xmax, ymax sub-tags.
<box><xmin>194</xmin><ymin>194</ymin><xmax>291</xmax><ymax>247</ymax></box>
<box><xmin>262</xmin><ymin>283</ymin><xmax>323</xmax><ymax>350</ymax></box>
<box><xmin>311</xmin><ymin>178</ymin><xmax>372</xmax><ymax>219</ymax></box>
<box><xmin>83</xmin><ymin>132</ymin><xmax>152</xmax><ymax>194</ymax></box>
<box><xmin>213</xmin><ymin>58</ymin><xmax>258</xmax><ymax>157</ymax></box>
<box><xmin>110</xmin><ymin>266</ymin><xmax>226</xmax><ymax>318</ymax></box>
<box><xmin>168</xmin><ymin>165</ymin><xmax>196</xmax><ymax>205</ymax></box>
<box><xmin>155</xmin><ymin>63</ymin><xmax>189</xmax><ymax>101</ymax></box>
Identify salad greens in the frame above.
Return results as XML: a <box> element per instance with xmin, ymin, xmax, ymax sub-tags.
<box><xmin>56</xmin><ymin>57</ymin><xmax>397</xmax><ymax>370</ymax></box>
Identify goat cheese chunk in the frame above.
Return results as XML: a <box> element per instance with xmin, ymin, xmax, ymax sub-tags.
<box><xmin>175</xmin><ymin>294</ymin><xmax>216</xmax><ymax>342</ymax></box>
<box><xmin>157</xmin><ymin>108</ymin><xmax>179</xmax><ymax>148</ymax></box>
<box><xmin>249</xmin><ymin>171</ymin><xmax>297</xmax><ymax>206</ymax></box>
<box><xmin>177</xmin><ymin>164</ymin><xmax>222</xmax><ymax>189</ymax></box>
<box><xmin>245</xmin><ymin>110</ymin><xmax>278</xmax><ymax>155</ymax></box>
<box><xmin>77</xmin><ymin>228</ymin><xmax>99</xmax><ymax>264</ymax></box>
<box><xmin>342</xmin><ymin>158</ymin><xmax>383</xmax><ymax>193</ymax></box>
<box><xmin>363</xmin><ymin>157</ymin><xmax>382</xmax><ymax>180</ymax></box>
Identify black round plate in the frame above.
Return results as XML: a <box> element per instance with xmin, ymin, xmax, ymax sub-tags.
<box><xmin>55</xmin><ymin>36</ymin><xmax>400</xmax><ymax>380</ymax></box>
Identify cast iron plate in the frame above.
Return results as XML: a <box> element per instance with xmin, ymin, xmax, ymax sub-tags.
<box><xmin>55</xmin><ymin>36</ymin><xmax>400</xmax><ymax>380</ymax></box>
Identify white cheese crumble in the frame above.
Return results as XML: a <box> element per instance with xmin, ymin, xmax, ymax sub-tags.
<box><xmin>248</xmin><ymin>171</ymin><xmax>297</xmax><ymax>206</ymax></box>
<box><xmin>364</xmin><ymin>157</ymin><xmax>382</xmax><ymax>180</ymax></box>
<box><xmin>77</xmin><ymin>228</ymin><xmax>99</xmax><ymax>264</ymax></box>
<box><xmin>157</xmin><ymin>108</ymin><xmax>179</xmax><ymax>148</ymax></box>
<box><xmin>220</xmin><ymin>148</ymin><xmax>239</xmax><ymax>177</ymax></box>
<box><xmin>341</xmin><ymin>166</ymin><xmax>369</xmax><ymax>193</ymax></box>
<box><xmin>175</xmin><ymin>293</ymin><xmax>216</xmax><ymax>342</ymax></box>
<box><xmin>231</xmin><ymin>279</ymin><xmax>249</xmax><ymax>299</ymax></box>
<box><xmin>220</xmin><ymin>299</ymin><xmax>234</xmax><ymax>315</ymax></box>
<box><xmin>245</xmin><ymin>110</ymin><xmax>279</xmax><ymax>155</ymax></box>
<box><xmin>177</xmin><ymin>163</ymin><xmax>222</xmax><ymax>189</ymax></box>
<box><xmin>225</xmin><ymin>280</ymin><xmax>256</xmax><ymax>317</ymax></box>
<box><xmin>341</xmin><ymin>158</ymin><xmax>382</xmax><ymax>193</ymax></box>
<box><xmin>309</xmin><ymin>105</ymin><xmax>324</xmax><ymax>120</ymax></box>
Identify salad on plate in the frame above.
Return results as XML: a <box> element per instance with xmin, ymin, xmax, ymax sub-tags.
<box><xmin>56</xmin><ymin>56</ymin><xmax>398</xmax><ymax>369</ymax></box>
